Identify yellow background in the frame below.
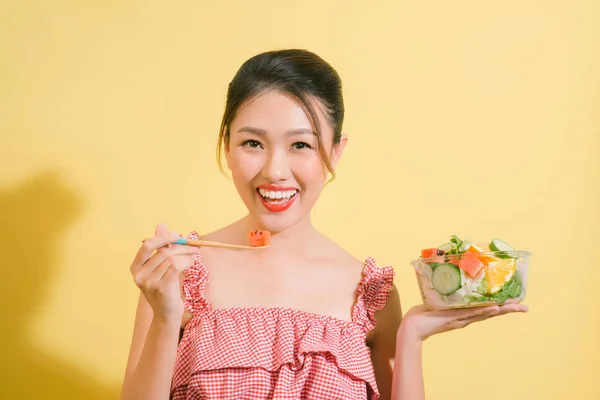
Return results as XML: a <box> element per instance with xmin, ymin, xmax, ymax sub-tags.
<box><xmin>1</xmin><ymin>1</ymin><xmax>598</xmax><ymax>399</ymax></box>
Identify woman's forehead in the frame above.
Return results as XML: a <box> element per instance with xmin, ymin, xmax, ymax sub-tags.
<box><xmin>231</xmin><ymin>90</ymin><xmax>331</xmax><ymax>136</ymax></box>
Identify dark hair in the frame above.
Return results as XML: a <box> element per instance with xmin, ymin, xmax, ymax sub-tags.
<box><xmin>217</xmin><ymin>49</ymin><xmax>345</xmax><ymax>177</ymax></box>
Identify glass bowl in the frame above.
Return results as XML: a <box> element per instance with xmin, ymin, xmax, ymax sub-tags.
<box><xmin>412</xmin><ymin>250</ymin><xmax>531</xmax><ymax>310</ymax></box>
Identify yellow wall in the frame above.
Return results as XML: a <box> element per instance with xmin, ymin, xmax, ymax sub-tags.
<box><xmin>1</xmin><ymin>1</ymin><xmax>598</xmax><ymax>399</ymax></box>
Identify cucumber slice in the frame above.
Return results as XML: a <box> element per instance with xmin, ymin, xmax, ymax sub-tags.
<box><xmin>431</xmin><ymin>263</ymin><xmax>462</xmax><ymax>295</ymax></box>
<box><xmin>458</xmin><ymin>238</ymin><xmax>472</xmax><ymax>253</ymax></box>
<box><xmin>489</xmin><ymin>238</ymin><xmax>517</xmax><ymax>259</ymax></box>
<box><xmin>428</xmin><ymin>262</ymin><xmax>444</xmax><ymax>269</ymax></box>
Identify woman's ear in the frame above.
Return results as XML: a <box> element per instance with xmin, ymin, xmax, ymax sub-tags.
<box><xmin>330</xmin><ymin>133</ymin><xmax>348</xmax><ymax>170</ymax></box>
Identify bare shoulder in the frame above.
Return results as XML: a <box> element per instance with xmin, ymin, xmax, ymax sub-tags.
<box><xmin>317</xmin><ymin>235</ymin><xmax>403</xmax><ymax>343</ymax></box>
<box><xmin>317</xmin><ymin>233</ymin><xmax>366</xmax><ymax>275</ymax></box>
<box><xmin>322</xmin><ymin>237</ymin><xmax>401</xmax><ymax>316</ymax></box>
<box><xmin>321</xmin><ymin>235</ymin><xmax>365</xmax><ymax>270</ymax></box>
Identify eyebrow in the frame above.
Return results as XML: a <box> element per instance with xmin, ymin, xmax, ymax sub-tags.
<box><xmin>236</xmin><ymin>127</ymin><xmax>316</xmax><ymax>136</ymax></box>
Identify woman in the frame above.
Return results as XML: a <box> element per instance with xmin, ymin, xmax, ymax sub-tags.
<box><xmin>120</xmin><ymin>49</ymin><xmax>527</xmax><ymax>400</ymax></box>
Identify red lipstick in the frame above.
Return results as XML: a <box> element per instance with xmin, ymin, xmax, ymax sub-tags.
<box><xmin>256</xmin><ymin>185</ymin><xmax>298</xmax><ymax>213</ymax></box>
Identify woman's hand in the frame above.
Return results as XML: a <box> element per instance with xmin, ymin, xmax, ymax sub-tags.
<box><xmin>129</xmin><ymin>223</ymin><xmax>198</xmax><ymax>324</ymax></box>
<box><xmin>399</xmin><ymin>302</ymin><xmax>528</xmax><ymax>342</ymax></box>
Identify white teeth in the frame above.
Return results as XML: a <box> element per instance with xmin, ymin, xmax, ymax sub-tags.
<box><xmin>258</xmin><ymin>188</ymin><xmax>297</xmax><ymax>200</ymax></box>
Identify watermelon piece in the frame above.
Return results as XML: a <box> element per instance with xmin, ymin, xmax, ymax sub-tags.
<box><xmin>447</xmin><ymin>258</ymin><xmax>460</xmax><ymax>266</ymax></box>
<box><xmin>457</xmin><ymin>253</ymin><xmax>485</xmax><ymax>278</ymax></box>
<box><xmin>249</xmin><ymin>230</ymin><xmax>271</xmax><ymax>247</ymax></box>
<box><xmin>421</xmin><ymin>248</ymin><xmax>445</xmax><ymax>263</ymax></box>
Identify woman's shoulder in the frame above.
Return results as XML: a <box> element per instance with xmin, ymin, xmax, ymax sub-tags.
<box><xmin>317</xmin><ymin>232</ymin><xmax>391</xmax><ymax>273</ymax></box>
<box><xmin>317</xmin><ymin>234</ymin><xmax>397</xmax><ymax>297</ymax></box>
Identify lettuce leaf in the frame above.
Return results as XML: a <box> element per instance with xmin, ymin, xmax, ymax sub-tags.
<box><xmin>490</xmin><ymin>277</ymin><xmax>523</xmax><ymax>303</ymax></box>
<box><xmin>475</xmin><ymin>277</ymin><xmax>489</xmax><ymax>295</ymax></box>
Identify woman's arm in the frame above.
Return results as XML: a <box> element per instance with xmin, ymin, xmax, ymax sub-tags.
<box><xmin>369</xmin><ymin>284</ymin><xmax>403</xmax><ymax>400</ymax></box>
<box><xmin>390</xmin><ymin>322</ymin><xmax>425</xmax><ymax>400</ymax></box>
<box><xmin>386</xmin><ymin>303</ymin><xmax>528</xmax><ymax>400</ymax></box>
<box><xmin>120</xmin><ymin>224</ymin><xmax>199</xmax><ymax>400</ymax></box>
<box><xmin>370</xmin><ymin>284</ymin><xmax>427</xmax><ymax>400</ymax></box>
<box><xmin>120</xmin><ymin>293</ymin><xmax>181</xmax><ymax>400</ymax></box>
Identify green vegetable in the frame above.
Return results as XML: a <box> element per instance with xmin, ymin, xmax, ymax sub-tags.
<box><xmin>450</xmin><ymin>235</ymin><xmax>463</xmax><ymax>253</ymax></box>
<box><xmin>490</xmin><ymin>277</ymin><xmax>523</xmax><ymax>303</ymax></box>
<box><xmin>489</xmin><ymin>238</ymin><xmax>517</xmax><ymax>259</ymax></box>
<box><xmin>465</xmin><ymin>293</ymin><xmax>490</xmax><ymax>303</ymax></box>
<box><xmin>475</xmin><ymin>277</ymin><xmax>489</xmax><ymax>295</ymax></box>
<box><xmin>440</xmin><ymin>235</ymin><xmax>464</xmax><ymax>256</ymax></box>
<box><xmin>431</xmin><ymin>263</ymin><xmax>462</xmax><ymax>295</ymax></box>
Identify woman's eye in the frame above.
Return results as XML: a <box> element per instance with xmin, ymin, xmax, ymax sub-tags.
<box><xmin>242</xmin><ymin>140</ymin><xmax>262</xmax><ymax>149</ymax></box>
<box><xmin>292</xmin><ymin>142</ymin><xmax>312</xmax><ymax>150</ymax></box>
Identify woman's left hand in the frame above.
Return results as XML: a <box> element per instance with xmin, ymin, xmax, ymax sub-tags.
<box><xmin>399</xmin><ymin>302</ymin><xmax>528</xmax><ymax>342</ymax></box>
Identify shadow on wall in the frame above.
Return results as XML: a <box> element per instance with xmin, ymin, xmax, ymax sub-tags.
<box><xmin>0</xmin><ymin>171</ymin><xmax>120</xmax><ymax>399</ymax></box>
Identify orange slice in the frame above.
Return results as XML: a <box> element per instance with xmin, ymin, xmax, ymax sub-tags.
<box><xmin>486</xmin><ymin>258</ymin><xmax>516</xmax><ymax>294</ymax></box>
<box><xmin>467</xmin><ymin>243</ymin><xmax>500</xmax><ymax>264</ymax></box>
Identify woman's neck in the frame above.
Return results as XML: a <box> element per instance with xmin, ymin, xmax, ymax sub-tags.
<box><xmin>239</xmin><ymin>214</ymin><xmax>322</xmax><ymax>258</ymax></box>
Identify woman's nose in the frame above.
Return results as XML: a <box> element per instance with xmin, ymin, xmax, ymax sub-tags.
<box><xmin>261</xmin><ymin>148</ymin><xmax>290</xmax><ymax>181</ymax></box>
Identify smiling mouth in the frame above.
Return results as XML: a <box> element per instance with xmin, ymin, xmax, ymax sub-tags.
<box><xmin>256</xmin><ymin>188</ymin><xmax>298</xmax><ymax>204</ymax></box>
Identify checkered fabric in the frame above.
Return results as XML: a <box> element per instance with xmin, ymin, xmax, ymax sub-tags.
<box><xmin>171</xmin><ymin>232</ymin><xmax>395</xmax><ymax>400</ymax></box>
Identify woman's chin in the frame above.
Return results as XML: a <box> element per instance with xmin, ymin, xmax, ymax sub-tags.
<box><xmin>248</xmin><ymin>208</ymin><xmax>308</xmax><ymax>234</ymax></box>
<box><xmin>241</xmin><ymin>192</ymin><xmax>315</xmax><ymax>234</ymax></box>
<box><xmin>252</xmin><ymin>215</ymin><xmax>296</xmax><ymax>234</ymax></box>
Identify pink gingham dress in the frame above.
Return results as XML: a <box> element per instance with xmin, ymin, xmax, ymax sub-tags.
<box><xmin>171</xmin><ymin>232</ymin><xmax>395</xmax><ymax>400</ymax></box>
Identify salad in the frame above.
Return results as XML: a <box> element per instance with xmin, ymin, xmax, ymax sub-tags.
<box><xmin>412</xmin><ymin>235</ymin><xmax>530</xmax><ymax>309</ymax></box>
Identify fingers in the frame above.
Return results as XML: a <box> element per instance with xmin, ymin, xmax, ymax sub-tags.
<box><xmin>163</xmin><ymin>260</ymin><xmax>184</xmax><ymax>281</ymax></box>
<box><xmin>134</xmin><ymin>254</ymin><xmax>195</xmax><ymax>290</ymax></box>
<box><xmin>147</xmin><ymin>258</ymin><xmax>175</xmax><ymax>282</ymax></box>
<box><xmin>154</xmin><ymin>254</ymin><xmax>195</xmax><ymax>281</ymax></box>
<box><xmin>155</xmin><ymin>222</ymin><xmax>172</xmax><ymax>238</ymax></box>
<box><xmin>457</xmin><ymin>305</ymin><xmax>500</xmax><ymax>320</ymax></box>
<box><xmin>132</xmin><ymin>244</ymin><xmax>198</xmax><ymax>276</ymax></box>
<box><xmin>448</xmin><ymin>303</ymin><xmax>528</xmax><ymax>330</ymax></box>
<box><xmin>498</xmin><ymin>303</ymin><xmax>529</xmax><ymax>314</ymax></box>
<box><xmin>132</xmin><ymin>234</ymin><xmax>179</xmax><ymax>268</ymax></box>
<box><xmin>453</xmin><ymin>310</ymin><xmax>500</xmax><ymax>329</ymax></box>
<box><xmin>439</xmin><ymin>302</ymin><xmax>527</xmax><ymax>321</ymax></box>
<box><xmin>131</xmin><ymin>224</ymin><xmax>181</xmax><ymax>268</ymax></box>
<box><xmin>433</xmin><ymin>305</ymin><xmax>497</xmax><ymax>321</ymax></box>
<box><xmin>446</xmin><ymin>306</ymin><xmax>500</xmax><ymax>329</ymax></box>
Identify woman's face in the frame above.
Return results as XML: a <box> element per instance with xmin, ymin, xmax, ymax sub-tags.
<box><xmin>225</xmin><ymin>89</ymin><xmax>346</xmax><ymax>233</ymax></box>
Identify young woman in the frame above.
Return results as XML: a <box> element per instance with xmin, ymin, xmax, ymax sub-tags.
<box><xmin>120</xmin><ymin>49</ymin><xmax>527</xmax><ymax>400</ymax></box>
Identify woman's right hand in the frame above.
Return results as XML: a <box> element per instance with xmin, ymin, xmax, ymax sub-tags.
<box><xmin>129</xmin><ymin>223</ymin><xmax>199</xmax><ymax>324</ymax></box>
